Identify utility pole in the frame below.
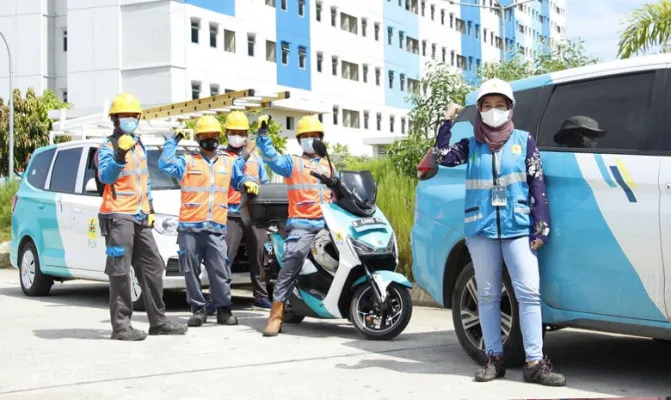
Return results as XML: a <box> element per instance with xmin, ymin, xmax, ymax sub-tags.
<box><xmin>0</xmin><ymin>31</ymin><xmax>13</xmax><ymax>180</ymax></box>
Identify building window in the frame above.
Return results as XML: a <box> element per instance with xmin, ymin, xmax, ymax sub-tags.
<box><xmin>390</xmin><ymin>115</ymin><xmax>395</xmax><ymax>133</ymax></box>
<box><xmin>247</xmin><ymin>33</ymin><xmax>256</xmax><ymax>57</ymax></box>
<box><xmin>191</xmin><ymin>19</ymin><xmax>200</xmax><ymax>43</ymax></box>
<box><xmin>374</xmin><ymin>22</ymin><xmax>380</xmax><ymax>41</ymax></box>
<box><xmin>421</xmin><ymin>1</ymin><xmax>425</xmax><ymax>16</ymax></box>
<box><xmin>331</xmin><ymin>7</ymin><xmax>337</xmax><ymax>27</ymax></box>
<box><xmin>375</xmin><ymin>67</ymin><xmax>381</xmax><ymax>86</ymax></box>
<box><xmin>316</xmin><ymin>2</ymin><xmax>322</xmax><ymax>21</ymax></box>
<box><xmin>209</xmin><ymin>24</ymin><xmax>218</xmax><ymax>48</ymax></box>
<box><xmin>408</xmin><ymin>78</ymin><xmax>419</xmax><ymax>94</ymax></box>
<box><xmin>224</xmin><ymin>30</ymin><xmax>236</xmax><ymax>52</ymax></box>
<box><xmin>317</xmin><ymin>52</ymin><xmax>323</xmax><ymax>72</ymax></box>
<box><xmin>376</xmin><ymin>113</ymin><xmax>382</xmax><ymax>131</ymax></box>
<box><xmin>399</xmin><ymin>31</ymin><xmax>404</xmax><ymax>49</ymax></box>
<box><xmin>299</xmin><ymin>46</ymin><xmax>306</xmax><ymax>69</ymax></box>
<box><xmin>450</xmin><ymin>13</ymin><xmax>454</xmax><ymax>28</ymax></box>
<box><xmin>442</xmin><ymin>47</ymin><xmax>447</xmax><ymax>63</ymax></box>
<box><xmin>332</xmin><ymin>56</ymin><xmax>338</xmax><ymax>76</ymax></box>
<box><xmin>340</xmin><ymin>13</ymin><xmax>358</xmax><ymax>34</ymax></box>
<box><xmin>422</xmin><ymin>40</ymin><xmax>426</xmax><ymax>56</ymax></box>
<box><xmin>191</xmin><ymin>81</ymin><xmax>201</xmax><ymax>100</ymax></box>
<box><xmin>388</xmin><ymin>70</ymin><xmax>394</xmax><ymax>89</ymax></box>
<box><xmin>62</xmin><ymin>89</ymin><xmax>68</xmax><ymax>103</ymax></box>
<box><xmin>281</xmin><ymin>42</ymin><xmax>289</xmax><ymax>64</ymax></box>
<box><xmin>210</xmin><ymin>83</ymin><xmax>219</xmax><ymax>96</ymax></box>
<box><xmin>363</xmin><ymin>64</ymin><xmax>368</xmax><ymax>83</ymax></box>
<box><xmin>286</xmin><ymin>116</ymin><xmax>294</xmax><ymax>130</ymax></box>
<box><xmin>333</xmin><ymin>106</ymin><xmax>339</xmax><ymax>125</ymax></box>
<box><xmin>362</xmin><ymin>18</ymin><xmax>367</xmax><ymax>37</ymax></box>
<box><xmin>265</xmin><ymin>0</ymin><xmax>275</xmax><ymax>6</ymax></box>
<box><xmin>63</xmin><ymin>30</ymin><xmax>67</xmax><ymax>52</ymax></box>
<box><xmin>387</xmin><ymin>27</ymin><xmax>393</xmax><ymax>45</ymax></box>
<box><xmin>318</xmin><ymin>114</ymin><xmax>323</xmax><ymax>122</ymax></box>
<box><xmin>298</xmin><ymin>0</ymin><xmax>305</xmax><ymax>16</ymax></box>
<box><xmin>441</xmin><ymin>9</ymin><xmax>445</xmax><ymax>25</ymax></box>
<box><xmin>430</xmin><ymin>4</ymin><xmax>435</xmax><ymax>20</ymax></box>
<box><xmin>401</xmin><ymin>117</ymin><xmax>406</xmax><ymax>134</ymax></box>
<box><xmin>343</xmin><ymin>109</ymin><xmax>360</xmax><ymax>128</ymax></box>
<box><xmin>400</xmin><ymin>73</ymin><xmax>405</xmax><ymax>91</ymax></box>
<box><xmin>432</xmin><ymin>43</ymin><xmax>436</xmax><ymax>59</ymax></box>
<box><xmin>363</xmin><ymin>110</ymin><xmax>369</xmax><ymax>129</ymax></box>
<box><xmin>281</xmin><ymin>0</ymin><xmax>287</xmax><ymax>11</ymax></box>
<box><xmin>266</xmin><ymin>40</ymin><xmax>276</xmax><ymax>62</ymax></box>
<box><xmin>341</xmin><ymin>61</ymin><xmax>359</xmax><ymax>81</ymax></box>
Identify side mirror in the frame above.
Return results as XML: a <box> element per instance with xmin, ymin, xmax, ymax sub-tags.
<box><xmin>312</xmin><ymin>139</ymin><xmax>328</xmax><ymax>158</ymax></box>
<box><xmin>85</xmin><ymin>178</ymin><xmax>98</xmax><ymax>193</ymax></box>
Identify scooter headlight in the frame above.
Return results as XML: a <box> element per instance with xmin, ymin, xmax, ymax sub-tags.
<box><xmin>347</xmin><ymin>235</ymin><xmax>396</xmax><ymax>257</ymax></box>
<box><xmin>153</xmin><ymin>214</ymin><xmax>179</xmax><ymax>236</ymax></box>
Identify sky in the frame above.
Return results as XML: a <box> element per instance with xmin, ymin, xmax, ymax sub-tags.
<box><xmin>565</xmin><ymin>0</ymin><xmax>653</xmax><ymax>61</ymax></box>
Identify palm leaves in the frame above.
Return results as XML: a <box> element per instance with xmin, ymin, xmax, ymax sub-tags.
<box><xmin>618</xmin><ymin>0</ymin><xmax>671</xmax><ymax>59</ymax></box>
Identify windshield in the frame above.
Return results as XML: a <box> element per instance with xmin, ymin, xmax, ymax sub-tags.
<box><xmin>144</xmin><ymin>145</ymin><xmax>201</xmax><ymax>190</ymax></box>
<box><xmin>339</xmin><ymin>171</ymin><xmax>377</xmax><ymax>208</ymax></box>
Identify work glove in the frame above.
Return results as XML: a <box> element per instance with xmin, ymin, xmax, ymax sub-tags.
<box><xmin>257</xmin><ymin>115</ymin><xmax>271</xmax><ymax>135</ymax></box>
<box><xmin>243</xmin><ymin>181</ymin><xmax>259</xmax><ymax>195</ymax></box>
<box><xmin>114</xmin><ymin>134</ymin><xmax>136</xmax><ymax>164</ymax></box>
<box><xmin>174</xmin><ymin>129</ymin><xmax>186</xmax><ymax>143</ymax></box>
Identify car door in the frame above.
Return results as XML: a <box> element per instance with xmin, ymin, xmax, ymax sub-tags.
<box><xmin>44</xmin><ymin>145</ymin><xmax>87</xmax><ymax>273</ymax></box>
<box><xmin>535</xmin><ymin>69</ymin><xmax>668</xmax><ymax>322</ymax></box>
<box><xmin>656</xmin><ymin>67</ymin><xmax>671</xmax><ymax>320</ymax></box>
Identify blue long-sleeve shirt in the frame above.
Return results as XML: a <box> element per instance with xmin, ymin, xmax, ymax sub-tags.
<box><xmin>256</xmin><ymin>132</ymin><xmax>337</xmax><ymax>231</ymax></box>
<box><xmin>158</xmin><ymin>137</ymin><xmax>250</xmax><ymax>233</ymax></box>
<box><xmin>96</xmin><ymin>134</ymin><xmax>153</xmax><ymax>223</ymax></box>
<box><xmin>432</xmin><ymin>120</ymin><xmax>550</xmax><ymax>245</ymax></box>
<box><xmin>224</xmin><ymin>148</ymin><xmax>270</xmax><ymax>216</ymax></box>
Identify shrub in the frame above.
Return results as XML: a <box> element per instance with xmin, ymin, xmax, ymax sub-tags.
<box><xmin>343</xmin><ymin>157</ymin><xmax>417</xmax><ymax>279</ymax></box>
<box><xmin>0</xmin><ymin>179</ymin><xmax>20</xmax><ymax>242</ymax></box>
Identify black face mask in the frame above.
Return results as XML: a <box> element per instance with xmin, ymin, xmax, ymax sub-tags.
<box><xmin>199</xmin><ymin>138</ymin><xmax>219</xmax><ymax>150</ymax></box>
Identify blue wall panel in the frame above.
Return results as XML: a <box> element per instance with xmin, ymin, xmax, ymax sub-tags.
<box><xmin>383</xmin><ymin>0</ymin><xmax>419</xmax><ymax>109</ymax></box>
<box><xmin>531</xmin><ymin>0</ymin><xmax>542</xmax><ymax>54</ymax></box>
<box><xmin>496</xmin><ymin>0</ymin><xmax>517</xmax><ymax>61</ymax></box>
<box><xmin>276</xmin><ymin>0</ymin><xmax>311</xmax><ymax>90</ymax></box>
<box><xmin>541</xmin><ymin>0</ymin><xmax>551</xmax><ymax>47</ymax></box>
<box><xmin>183</xmin><ymin>0</ymin><xmax>235</xmax><ymax>16</ymax></box>
<box><xmin>459</xmin><ymin>0</ymin><xmax>482</xmax><ymax>84</ymax></box>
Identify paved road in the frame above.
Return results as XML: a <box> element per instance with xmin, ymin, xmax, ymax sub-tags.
<box><xmin>0</xmin><ymin>269</ymin><xmax>669</xmax><ymax>400</ymax></box>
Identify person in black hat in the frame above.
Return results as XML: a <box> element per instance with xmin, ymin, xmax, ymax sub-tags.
<box><xmin>553</xmin><ymin>116</ymin><xmax>607</xmax><ymax>148</ymax></box>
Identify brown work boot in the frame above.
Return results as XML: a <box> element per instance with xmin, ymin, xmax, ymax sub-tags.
<box><xmin>262</xmin><ymin>301</ymin><xmax>285</xmax><ymax>337</ymax></box>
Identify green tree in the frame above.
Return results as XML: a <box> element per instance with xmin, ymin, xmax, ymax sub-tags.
<box><xmin>0</xmin><ymin>88</ymin><xmax>70</xmax><ymax>176</ymax></box>
<box><xmin>618</xmin><ymin>0</ymin><xmax>671</xmax><ymax>59</ymax></box>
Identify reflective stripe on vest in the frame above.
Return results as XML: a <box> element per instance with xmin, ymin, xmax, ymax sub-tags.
<box><xmin>99</xmin><ymin>140</ymin><xmax>151</xmax><ymax>215</ymax></box>
<box><xmin>227</xmin><ymin>151</ymin><xmax>260</xmax><ymax>206</ymax></box>
<box><xmin>179</xmin><ymin>153</ymin><xmax>233</xmax><ymax>225</ymax></box>
<box><xmin>463</xmin><ymin>129</ymin><xmax>531</xmax><ymax>238</ymax></box>
<box><xmin>285</xmin><ymin>155</ymin><xmax>333</xmax><ymax>219</ymax></box>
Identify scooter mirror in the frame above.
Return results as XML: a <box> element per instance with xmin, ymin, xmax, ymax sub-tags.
<box><xmin>312</xmin><ymin>139</ymin><xmax>328</xmax><ymax>158</ymax></box>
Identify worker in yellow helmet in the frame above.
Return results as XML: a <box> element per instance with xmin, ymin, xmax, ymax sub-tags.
<box><xmin>96</xmin><ymin>93</ymin><xmax>188</xmax><ymax>341</ymax></box>
<box><xmin>221</xmin><ymin>111</ymin><xmax>273</xmax><ymax>310</ymax></box>
<box><xmin>159</xmin><ymin>115</ymin><xmax>259</xmax><ymax>327</ymax></box>
<box><xmin>255</xmin><ymin>114</ymin><xmax>338</xmax><ymax>337</ymax></box>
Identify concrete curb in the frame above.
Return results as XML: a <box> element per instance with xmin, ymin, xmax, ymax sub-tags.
<box><xmin>410</xmin><ymin>285</ymin><xmax>441</xmax><ymax>308</ymax></box>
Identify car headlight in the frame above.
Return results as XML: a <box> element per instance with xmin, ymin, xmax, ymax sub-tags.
<box><xmin>153</xmin><ymin>214</ymin><xmax>179</xmax><ymax>236</ymax></box>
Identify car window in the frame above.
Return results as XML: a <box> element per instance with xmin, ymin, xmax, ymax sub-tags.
<box><xmin>25</xmin><ymin>148</ymin><xmax>55</xmax><ymax>189</ymax></box>
<box><xmin>49</xmin><ymin>147</ymin><xmax>83</xmax><ymax>193</ymax></box>
<box><xmin>457</xmin><ymin>87</ymin><xmax>540</xmax><ymax>133</ymax></box>
<box><xmin>537</xmin><ymin>72</ymin><xmax>655</xmax><ymax>152</ymax></box>
<box><xmin>144</xmin><ymin>146</ymin><xmax>197</xmax><ymax>190</ymax></box>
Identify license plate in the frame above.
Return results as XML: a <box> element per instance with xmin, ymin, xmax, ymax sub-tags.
<box><xmin>351</xmin><ymin>217</ymin><xmax>385</xmax><ymax>229</ymax></box>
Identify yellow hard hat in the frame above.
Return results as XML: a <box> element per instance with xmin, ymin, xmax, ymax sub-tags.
<box><xmin>108</xmin><ymin>93</ymin><xmax>143</xmax><ymax>116</ymax></box>
<box><xmin>296</xmin><ymin>115</ymin><xmax>324</xmax><ymax>137</ymax></box>
<box><xmin>224</xmin><ymin>111</ymin><xmax>250</xmax><ymax>130</ymax></box>
<box><xmin>194</xmin><ymin>115</ymin><xmax>222</xmax><ymax>135</ymax></box>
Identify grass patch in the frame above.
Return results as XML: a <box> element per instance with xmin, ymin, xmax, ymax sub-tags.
<box><xmin>343</xmin><ymin>157</ymin><xmax>417</xmax><ymax>279</ymax></box>
<box><xmin>0</xmin><ymin>179</ymin><xmax>20</xmax><ymax>243</ymax></box>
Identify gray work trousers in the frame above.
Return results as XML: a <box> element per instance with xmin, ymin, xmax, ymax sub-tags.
<box><xmin>177</xmin><ymin>231</ymin><xmax>231</xmax><ymax>312</ymax></box>
<box><xmin>102</xmin><ymin>218</ymin><xmax>168</xmax><ymax>332</ymax></box>
<box><xmin>226</xmin><ymin>216</ymin><xmax>269</xmax><ymax>301</ymax></box>
<box><xmin>272</xmin><ymin>228</ymin><xmax>316</xmax><ymax>303</ymax></box>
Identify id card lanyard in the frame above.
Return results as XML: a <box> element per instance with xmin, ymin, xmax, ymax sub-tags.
<box><xmin>491</xmin><ymin>150</ymin><xmax>507</xmax><ymax>207</ymax></box>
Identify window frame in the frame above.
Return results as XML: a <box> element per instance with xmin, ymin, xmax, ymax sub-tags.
<box><xmin>25</xmin><ymin>148</ymin><xmax>56</xmax><ymax>190</ymax></box>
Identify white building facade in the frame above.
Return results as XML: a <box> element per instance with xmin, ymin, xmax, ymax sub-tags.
<box><xmin>0</xmin><ymin>0</ymin><xmax>566</xmax><ymax>156</ymax></box>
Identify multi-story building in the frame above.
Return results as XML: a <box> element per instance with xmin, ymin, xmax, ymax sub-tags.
<box><xmin>0</xmin><ymin>0</ymin><xmax>565</xmax><ymax>156</ymax></box>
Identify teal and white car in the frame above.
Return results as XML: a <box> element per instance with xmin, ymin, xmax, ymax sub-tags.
<box><xmin>9</xmin><ymin>135</ymin><xmax>253</xmax><ymax>310</ymax></box>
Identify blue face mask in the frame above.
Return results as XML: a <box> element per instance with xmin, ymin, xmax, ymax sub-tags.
<box><xmin>119</xmin><ymin>117</ymin><xmax>139</xmax><ymax>134</ymax></box>
<box><xmin>300</xmin><ymin>138</ymin><xmax>315</xmax><ymax>154</ymax></box>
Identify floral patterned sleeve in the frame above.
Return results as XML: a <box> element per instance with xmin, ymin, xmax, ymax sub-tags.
<box><xmin>526</xmin><ymin>134</ymin><xmax>550</xmax><ymax>245</ymax></box>
<box><xmin>432</xmin><ymin>120</ymin><xmax>470</xmax><ymax>167</ymax></box>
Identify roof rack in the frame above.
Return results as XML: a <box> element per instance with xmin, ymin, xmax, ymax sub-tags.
<box><xmin>48</xmin><ymin>89</ymin><xmax>291</xmax><ymax>145</ymax></box>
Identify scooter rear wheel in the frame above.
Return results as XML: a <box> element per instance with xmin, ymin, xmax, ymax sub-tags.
<box><xmin>350</xmin><ymin>282</ymin><xmax>413</xmax><ymax>341</ymax></box>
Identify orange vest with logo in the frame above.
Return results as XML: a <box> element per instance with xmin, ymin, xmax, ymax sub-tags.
<box><xmin>179</xmin><ymin>153</ymin><xmax>233</xmax><ymax>225</ymax></box>
<box><xmin>226</xmin><ymin>150</ymin><xmax>261</xmax><ymax>205</ymax></box>
<box><xmin>98</xmin><ymin>140</ymin><xmax>151</xmax><ymax>215</ymax></box>
<box><xmin>286</xmin><ymin>155</ymin><xmax>334</xmax><ymax>219</ymax></box>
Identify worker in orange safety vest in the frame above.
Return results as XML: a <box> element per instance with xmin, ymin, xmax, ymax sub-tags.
<box><xmin>255</xmin><ymin>115</ymin><xmax>339</xmax><ymax>337</ymax></box>
<box><xmin>96</xmin><ymin>93</ymin><xmax>188</xmax><ymax>341</ymax></box>
<box><xmin>158</xmin><ymin>115</ymin><xmax>259</xmax><ymax>327</ymax></box>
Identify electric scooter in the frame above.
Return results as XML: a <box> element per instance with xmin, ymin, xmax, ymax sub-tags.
<box><xmin>240</xmin><ymin>141</ymin><xmax>413</xmax><ymax>340</ymax></box>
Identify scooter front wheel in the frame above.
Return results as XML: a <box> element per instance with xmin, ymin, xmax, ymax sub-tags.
<box><xmin>350</xmin><ymin>282</ymin><xmax>413</xmax><ymax>340</ymax></box>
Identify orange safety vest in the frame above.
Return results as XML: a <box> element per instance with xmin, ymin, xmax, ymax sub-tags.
<box><xmin>226</xmin><ymin>150</ymin><xmax>261</xmax><ymax>206</ymax></box>
<box><xmin>98</xmin><ymin>139</ymin><xmax>151</xmax><ymax>216</ymax></box>
<box><xmin>179</xmin><ymin>153</ymin><xmax>233</xmax><ymax>225</ymax></box>
<box><xmin>286</xmin><ymin>155</ymin><xmax>334</xmax><ymax>219</ymax></box>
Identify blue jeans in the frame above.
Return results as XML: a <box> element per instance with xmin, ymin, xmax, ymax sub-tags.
<box><xmin>465</xmin><ymin>235</ymin><xmax>543</xmax><ymax>362</ymax></box>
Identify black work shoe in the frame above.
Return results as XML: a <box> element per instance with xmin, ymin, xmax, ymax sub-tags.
<box><xmin>217</xmin><ymin>307</ymin><xmax>239</xmax><ymax>325</ymax></box>
<box><xmin>148</xmin><ymin>321</ymin><xmax>188</xmax><ymax>336</ymax></box>
<box><xmin>188</xmin><ymin>309</ymin><xmax>208</xmax><ymax>327</ymax></box>
<box><xmin>111</xmin><ymin>327</ymin><xmax>147</xmax><ymax>341</ymax></box>
<box><xmin>474</xmin><ymin>352</ymin><xmax>505</xmax><ymax>382</ymax></box>
<box><xmin>523</xmin><ymin>356</ymin><xmax>566</xmax><ymax>386</ymax></box>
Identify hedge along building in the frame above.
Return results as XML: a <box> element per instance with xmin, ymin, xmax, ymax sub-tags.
<box><xmin>0</xmin><ymin>0</ymin><xmax>565</xmax><ymax>156</ymax></box>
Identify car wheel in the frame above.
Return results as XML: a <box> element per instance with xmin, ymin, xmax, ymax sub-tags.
<box><xmin>19</xmin><ymin>240</ymin><xmax>53</xmax><ymax>296</ymax></box>
<box><xmin>452</xmin><ymin>262</ymin><xmax>525</xmax><ymax>367</ymax></box>
<box><xmin>130</xmin><ymin>268</ymin><xmax>145</xmax><ymax>312</ymax></box>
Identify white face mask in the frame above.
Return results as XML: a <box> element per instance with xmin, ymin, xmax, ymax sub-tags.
<box><xmin>480</xmin><ymin>108</ymin><xmax>511</xmax><ymax>128</ymax></box>
<box><xmin>300</xmin><ymin>138</ymin><xmax>315</xmax><ymax>154</ymax></box>
<box><xmin>228</xmin><ymin>135</ymin><xmax>246</xmax><ymax>148</ymax></box>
